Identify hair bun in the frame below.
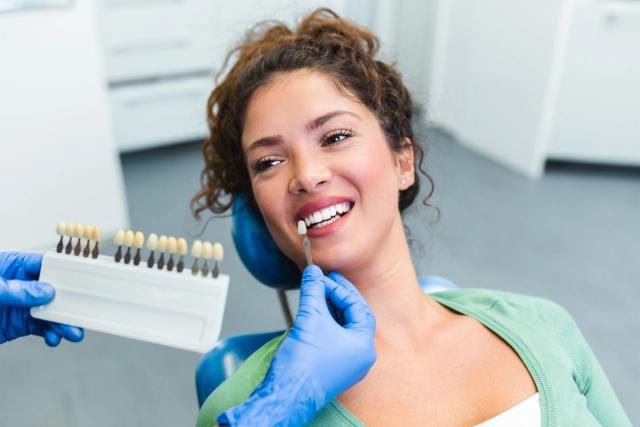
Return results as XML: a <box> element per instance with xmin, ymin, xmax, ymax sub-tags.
<box><xmin>296</xmin><ymin>8</ymin><xmax>379</xmax><ymax>59</ymax></box>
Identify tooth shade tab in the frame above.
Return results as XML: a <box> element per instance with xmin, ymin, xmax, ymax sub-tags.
<box><xmin>157</xmin><ymin>235</ymin><xmax>168</xmax><ymax>252</ymax></box>
<box><xmin>74</xmin><ymin>224</ymin><xmax>84</xmax><ymax>238</ymax></box>
<box><xmin>56</xmin><ymin>221</ymin><xmax>66</xmax><ymax>236</ymax></box>
<box><xmin>191</xmin><ymin>240</ymin><xmax>203</xmax><ymax>258</ymax></box>
<box><xmin>92</xmin><ymin>226</ymin><xmax>102</xmax><ymax>241</ymax></box>
<box><xmin>134</xmin><ymin>231</ymin><xmax>145</xmax><ymax>248</ymax></box>
<box><xmin>65</xmin><ymin>222</ymin><xmax>75</xmax><ymax>236</ymax></box>
<box><xmin>114</xmin><ymin>229</ymin><xmax>125</xmax><ymax>245</ymax></box>
<box><xmin>202</xmin><ymin>242</ymin><xmax>213</xmax><ymax>260</ymax></box>
<box><xmin>124</xmin><ymin>230</ymin><xmax>135</xmax><ymax>247</ymax></box>
<box><xmin>167</xmin><ymin>237</ymin><xmax>177</xmax><ymax>253</ymax></box>
<box><xmin>177</xmin><ymin>238</ymin><xmax>187</xmax><ymax>255</ymax></box>
<box><xmin>304</xmin><ymin>202</ymin><xmax>352</xmax><ymax>228</ymax></box>
<box><xmin>146</xmin><ymin>233</ymin><xmax>158</xmax><ymax>250</ymax></box>
<box><xmin>297</xmin><ymin>220</ymin><xmax>307</xmax><ymax>235</ymax></box>
<box><xmin>83</xmin><ymin>225</ymin><xmax>93</xmax><ymax>239</ymax></box>
<box><xmin>212</xmin><ymin>243</ymin><xmax>223</xmax><ymax>261</ymax></box>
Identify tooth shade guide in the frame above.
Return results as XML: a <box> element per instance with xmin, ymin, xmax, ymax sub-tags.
<box><xmin>146</xmin><ymin>233</ymin><xmax>158</xmax><ymax>268</ymax></box>
<box><xmin>34</xmin><ymin>251</ymin><xmax>230</xmax><ymax>352</ymax></box>
<box><xmin>212</xmin><ymin>243</ymin><xmax>223</xmax><ymax>261</ymax></box>
<box><xmin>201</xmin><ymin>242</ymin><xmax>213</xmax><ymax>277</ymax></box>
<box><xmin>190</xmin><ymin>240</ymin><xmax>202</xmax><ymax>275</ymax></box>
<box><xmin>166</xmin><ymin>237</ymin><xmax>177</xmax><ymax>271</ymax></box>
<box><xmin>56</xmin><ymin>221</ymin><xmax>66</xmax><ymax>253</ymax></box>
<box><xmin>176</xmin><ymin>238</ymin><xmax>187</xmax><ymax>273</ymax></box>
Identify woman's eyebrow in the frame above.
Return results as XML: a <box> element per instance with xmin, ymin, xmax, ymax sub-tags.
<box><xmin>306</xmin><ymin>110</ymin><xmax>359</xmax><ymax>132</ymax></box>
<box><xmin>247</xmin><ymin>110</ymin><xmax>360</xmax><ymax>152</ymax></box>
<box><xmin>247</xmin><ymin>135</ymin><xmax>283</xmax><ymax>153</ymax></box>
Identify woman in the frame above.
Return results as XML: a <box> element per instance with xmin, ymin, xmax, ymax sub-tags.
<box><xmin>193</xmin><ymin>8</ymin><xmax>631</xmax><ymax>426</ymax></box>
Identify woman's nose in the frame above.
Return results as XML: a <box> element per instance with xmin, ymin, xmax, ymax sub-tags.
<box><xmin>288</xmin><ymin>153</ymin><xmax>331</xmax><ymax>194</ymax></box>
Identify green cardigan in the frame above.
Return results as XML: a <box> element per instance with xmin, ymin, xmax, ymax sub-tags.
<box><xmin>197</xmin><ymin>288</ymin><xmax>632</xmax><ymax>427</ymax></box>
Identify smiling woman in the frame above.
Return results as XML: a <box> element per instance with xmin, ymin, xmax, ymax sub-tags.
<box><xmin>192</xmin><ymin>8</ymin><xmax>632</xmax><ymax>427</ymax></box>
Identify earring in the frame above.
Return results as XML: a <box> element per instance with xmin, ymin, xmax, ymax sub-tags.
<box><xmin>400</xmin><ymin>179</ymin><xmax>406</xmax><ymax>185</ymax></box>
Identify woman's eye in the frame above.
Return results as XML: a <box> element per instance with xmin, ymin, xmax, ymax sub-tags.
<box><xmin>253</xmin><ymin>157</ymin><xmax>282</xmax><ymax>173</ymax></box>
<box><xmin>323</xmin><ymin>128</ymin><xmax>353</xmax><ymax>146</ymax></box>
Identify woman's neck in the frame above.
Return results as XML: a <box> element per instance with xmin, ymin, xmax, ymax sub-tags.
<box><xmin>338</xmin><ymin>215</ymin><xmax>451</xmax><ymax>349</ymax></box>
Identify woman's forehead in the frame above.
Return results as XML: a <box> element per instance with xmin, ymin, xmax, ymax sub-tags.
<box><xmin>242</xmin><ymin>70</ymin><xmax>366</xmax><ymax>146</ymax></box>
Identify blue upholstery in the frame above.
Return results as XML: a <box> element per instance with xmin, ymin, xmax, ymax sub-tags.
<box><xmin>231</xmin><ymin>194</ymin><xmax>300</xmax><ymax>290</ymax></box>
<box><xmin>196</xmin><ymin>277</ymin><xmax>459</xmax><ymax>408</ymax></box>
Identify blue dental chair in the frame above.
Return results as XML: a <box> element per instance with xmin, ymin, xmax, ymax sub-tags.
<box><xmin>195</xmin><ymin>195</ymin><xmax>458</xmax><ymax>407</ymax></box>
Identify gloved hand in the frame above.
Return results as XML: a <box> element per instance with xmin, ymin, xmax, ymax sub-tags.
<box><xmin>218</xmin><ymin>265</ymin><xmax>376</xmax><ymax>427</ymax></box>
<box><xmin>0</xmin><ymin>251</ymin><xmax>84</xmax><ymax>346</ymax></box>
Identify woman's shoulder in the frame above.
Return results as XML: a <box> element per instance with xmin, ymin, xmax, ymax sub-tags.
<box><xmin>429</xmin><ymin>287</ymin><xmax>576</xmax><ymax>327</ymax></box>
<box><xmin>196</xmin><ymin>331</ymin><xmax>288</xmax><ymax>427</ymax></box>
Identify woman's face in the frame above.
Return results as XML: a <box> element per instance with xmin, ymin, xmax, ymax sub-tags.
<box><xmin>242</xmin><ymin>69</ymin><xmax>413</xmax><ymax>272</ymax></box>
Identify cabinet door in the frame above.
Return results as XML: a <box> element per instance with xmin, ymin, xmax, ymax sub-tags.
<box><xmin>546</xmin><ymin>0</ymin><xmax>640</xmax><ymax>166</ymax></box>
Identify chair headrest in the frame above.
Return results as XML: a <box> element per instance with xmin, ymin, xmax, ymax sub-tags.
<box><xmin>231</xmin><ymin>194</ymin><xmax>301</xmax><ymax>290</ymax></box>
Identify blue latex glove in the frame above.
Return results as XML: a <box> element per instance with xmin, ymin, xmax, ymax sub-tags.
<box><xmin>0</xmin><ymin>251</ymin><xmax>84</xmax><ymax>346</ymax></box>
<box><xmin>218</xmin><ymin>265</ymin><xmax>377</xmax><ymax>427</ymax></box>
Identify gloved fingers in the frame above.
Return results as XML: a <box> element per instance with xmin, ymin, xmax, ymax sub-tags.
<box><xmin>43</xmin><ymin>328</ymin><xmax>62</xmax><ymax>347</ymax></box>
<box><xmin>0</xmin><ymin>252</ymin><xmax>43</xmax><ymax>280</ymax></box>
<box><xmin>45</xmin><ymin>321</ymin><xmax>84</xmax><ymax>343</ymax></box>
<box><xmin>326</xmin><ymin>272</ymin><xmax>376</xmax><ymax>332</ymax></box>
<box><xmin>298</xmin><ymin>265</ymin><xmax>331</xmax><ymax>315</ymax></box>
<box><xmin>18</xmin><ymin>252</ymin><xmax>43</xmax><ymax>280</ymax></box>
<box><xmin>29</xmin><ymin>320</ymin><xmax>60</xmax><ymax>346</ymax></box>
<box><xmin>0</xmin><ymin>279</ymin><xmax>55</xmax><ymax>307</ymax></box>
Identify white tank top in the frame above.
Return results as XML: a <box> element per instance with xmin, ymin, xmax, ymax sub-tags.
<box><xmin>475</xmin><ymin>393</ymin><xmax>541</xmax><ymax>426</ymax></box>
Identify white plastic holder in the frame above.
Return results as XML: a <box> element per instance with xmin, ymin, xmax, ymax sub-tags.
<box><xmin>30</xmin><ymin>251</ymin><xmax>229</xmax><ymax>353</ymax></box>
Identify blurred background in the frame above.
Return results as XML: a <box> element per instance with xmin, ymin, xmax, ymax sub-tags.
<box><xmin>1</xmin><ymin>0</ymin><xmax>638</xmax><ymax>425</ymax></box>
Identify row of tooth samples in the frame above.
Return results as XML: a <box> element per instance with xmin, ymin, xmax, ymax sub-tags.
<box><xmin>190</xmin><ymin>240</ymin><xmax>224</xmax><ymax>278</ymax></box>
<box><xmin>113</xmin><ymin>229</ymin><xmax>145</xmax><ymax>265</ymax></box>
<box><xmin>113</xmin><ymin>230</ymin><xmax>192</xmax><ymax>273</ymax></box>
<box><xmin>56</xmin><ymin>221</ymin><xmax>102</xmax><ymax>258</ymax></box>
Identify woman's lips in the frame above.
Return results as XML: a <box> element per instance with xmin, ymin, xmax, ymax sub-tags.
<box><xmin>304</xmin><ymin>204</ymin><xmax>353</xmax><ymax>238</ymax></box>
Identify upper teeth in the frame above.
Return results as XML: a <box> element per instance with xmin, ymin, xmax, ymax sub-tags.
<box><xmin>303</xmin><ymin>202</ymin><xmax>351</xmax><ymax>227</ymax></box>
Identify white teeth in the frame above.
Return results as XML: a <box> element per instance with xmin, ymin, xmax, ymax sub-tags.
<box><xmin>302</xmin><ymin>202</ymin><xmax>353</xmax><ymax>229</ymax></box>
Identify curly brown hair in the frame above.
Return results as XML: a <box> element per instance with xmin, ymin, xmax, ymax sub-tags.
<box><xmin>192</xmin><ymin>8</ymin><xmax>435</xmax><ymax>219</ymax></box>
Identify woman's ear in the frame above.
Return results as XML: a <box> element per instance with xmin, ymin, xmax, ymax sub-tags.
<box><xmin>395</xmin><ymin>138</ymin><xmax>415</xmax><ymax>190</ymax></box>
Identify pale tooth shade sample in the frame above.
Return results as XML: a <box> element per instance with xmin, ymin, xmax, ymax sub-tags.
<box><xmin>66</xmin><ymin>222</ymin><xmax>76</xmax><ymax>237</ymax></box>
<box><xmin>167</xmin><ymin>237</ymin><xmax>177</xmax><ymax>253</ymax></box>
<box><xmin>297</xmin><ymin>220</ymin><xmax>307</xmax><ymax>235</ymax></box>
<box><xmin>191</xmin><ymin>240</ymin><xmax>203</xmax><ymax>258</ymax></box>
<box><xmin>74</xmin><ymin>223</ymin><xmax>85</xmax><ymax>238</ymax></box>
<box><xmin>212</xmin><ymin>243</ymin><xmax>224</xmax><ymax>261</ymax></box>
<box><xmin>92</xmin><ymin>226</ymin><xmax>102</xmax><ymax>241</ymax></box>
<box><xmin>202</xmin><ymin>242</ymin><xmax>213</xmax><ymax>260</ymax></box>
<box><xmin>146</xmin><ymin>233</ymin><xmax>158</xmax><ymax>250</ymax></box>
<box><xmin>83</xmin><ymin>225</ymin><xmax>93</xmax><ymax>240</ymax></box>
<box><xmin>124</xmin><ymin>230</ymin><xmax>135</xmax><ymax>247</ymax></box>
<box><xmin>157</xmin><ymin>235</ymin><xmax>168</xmax><ymax>252</ymax></box>
<box><xmin>114</xmin><ymin>229</ymin><xmax>125</xmax><ymax>245</ymax></box>
<box><xmin>134</xmin><ymin>231</ymin><xmax>145</xmax><ymax>248</ymax></box>
<box><xmin>177</xmin><ymin>238</ymin><xmax>187</xmax><ymax>255</ymax></box>
<box><xmin>56</xmin><ymin>221</ymin><xmax>66</xmax><ymax>236</ymax></box>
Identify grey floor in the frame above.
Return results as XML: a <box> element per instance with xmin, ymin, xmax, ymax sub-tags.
<box><xmin>2</xmin><ymin>130</ymin><xmax>638</xmax><ymax>426</ymax></box>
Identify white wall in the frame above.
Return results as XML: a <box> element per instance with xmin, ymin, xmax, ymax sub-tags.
<box><xmin>0</xmin><ymin>2</ymin><xmax>129</xmax><ymax>250</ymax></box>
<box><xmin>429</xmin><ymin>0</ymin><xmax>565</xmax><ymax>178</ymax></box>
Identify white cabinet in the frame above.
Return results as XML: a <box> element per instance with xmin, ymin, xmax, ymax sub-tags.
<box><xmin>428</xmin><ymin>0</ymin><xmax>640</xmax><ymax>178</ymax></box>
<box><xmin>546</xmin><ymin>0</ymin><xmax>640</xmax><ymax>166</ymax></box>
<box><xmin>96</xmin><ymin>0</ymin><xmax>347</xmax><ymax>152</ymax></box>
